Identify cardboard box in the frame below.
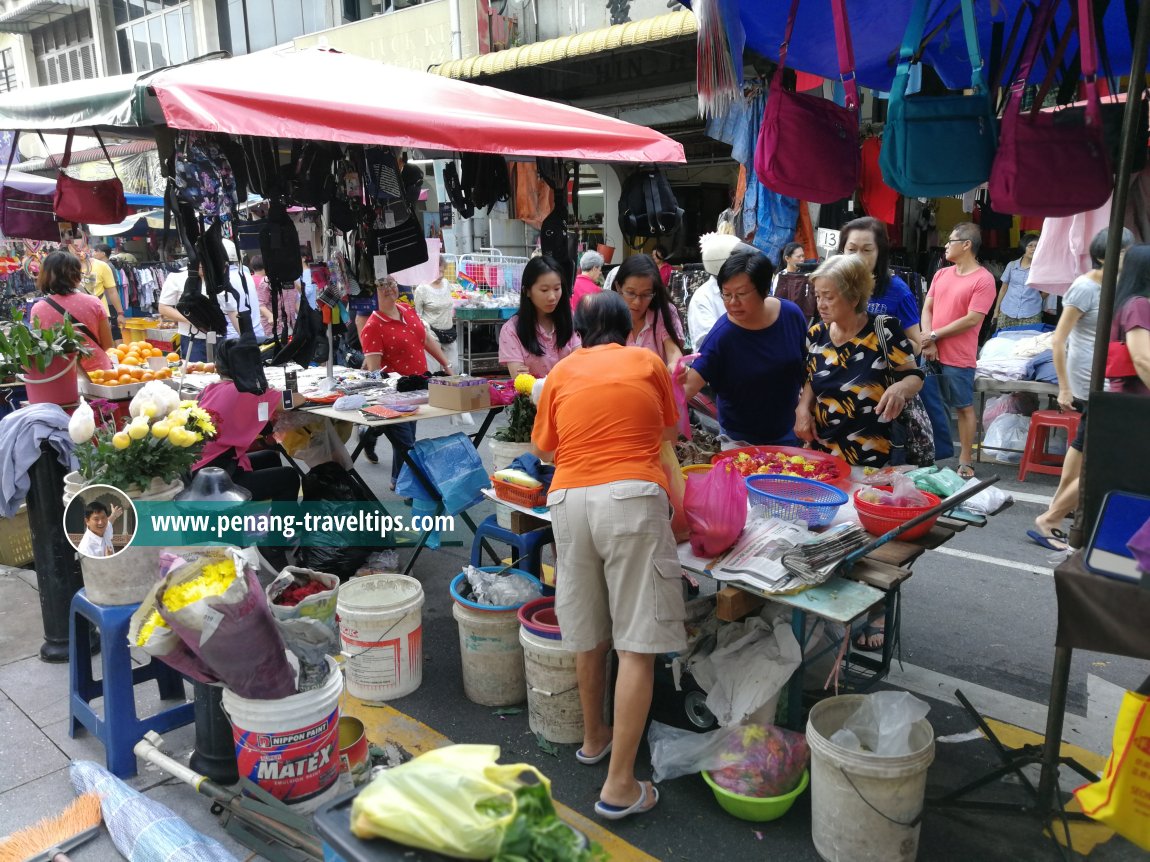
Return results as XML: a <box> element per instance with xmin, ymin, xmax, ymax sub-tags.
<box><xmin>428</xmin><ymin>377</ymin><xmax>491</xmax><ymax>411</ymax></box>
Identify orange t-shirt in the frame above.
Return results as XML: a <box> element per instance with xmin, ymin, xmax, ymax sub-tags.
<box><xmin>533</xmin><ymin>343</ymin><xmax>678</xmax><ymax>493</ymax></box>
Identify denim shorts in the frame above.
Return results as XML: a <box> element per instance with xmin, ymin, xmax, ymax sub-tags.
<box><xmin>938</xmin><ymin>364</ymin><xmax>976</xmax><ymax>409</ymax></box>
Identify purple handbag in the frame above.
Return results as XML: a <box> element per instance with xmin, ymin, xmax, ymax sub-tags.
<box><xmin>0</xmin><ymin>132</ymin><xmax>59</xmax><ymax>240</ymax></box>
<box><xmin>754</xmin><ymin>0</ymin><xmax>860</xmax><ymax>204</ymax></box>
<box><xmin>988</xmin><ymin>0</ymin><xmax>1111</xmax><ymax>217</ymax></box>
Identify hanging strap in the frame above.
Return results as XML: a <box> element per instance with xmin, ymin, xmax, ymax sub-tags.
<box><xmin>778</xmin><ymin>0</ymin><xmax>858</xmax><ymax>110</ymax></box>
<box><xmin>897</xmin><ymin>0</ymin><xmax>985</xmax><ymax>92</ymax></box>
<box><xmin>1024</xmin><ymin>0</ymin><xmax>1101</xmax><ymax>122</ymax></box>
<box><xmin>41</xmin><ymin>296</ymin><xmax>97</xmax><ymax>344</ymax></box>
<box><xmin>2</xmin><ymin>129</ymin><xmax>19</xmax><ymax>185</ymax></box>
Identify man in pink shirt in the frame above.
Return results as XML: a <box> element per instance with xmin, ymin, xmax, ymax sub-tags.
<box><xmin>920</xmin><ymin>222</ymin><xmax>997</xmax><ymax>478</ymax></box>
<box><xmin>570</xmin><ymin>250</ymin><xmax>604</xmax><ymax>310</ymax></box>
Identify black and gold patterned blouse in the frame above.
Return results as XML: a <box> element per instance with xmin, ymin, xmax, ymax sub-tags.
<box><xmin>805</xmin><ymin>315</ymin><xmax>915</xmax><ymax>466</ymax></box>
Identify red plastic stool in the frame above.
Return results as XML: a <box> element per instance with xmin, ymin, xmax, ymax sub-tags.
<box><xmin>1018</xmin><ymin>409</ymin><xmax>1082</xmax><ymax>481</ymax></box>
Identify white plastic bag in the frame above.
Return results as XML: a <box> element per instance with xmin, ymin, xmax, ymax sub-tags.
<box><xmin>955</xmin><ymin>476</ymin><xmax>1012</xmax><ymax>515</ymax></box>
<box><xmin>68</xmin><ymin>396</ymin><xmax>96</xmax><ymax>443</ymax></box>
<box><xmin>830</xmin><ymin>691</ymin><xmax>930</xmax><ymax>756</ymax></box>
<box><xmin>983</xmin><ymin>413</ymin><xmax>1030</xmax><ymax>464</ymax></box>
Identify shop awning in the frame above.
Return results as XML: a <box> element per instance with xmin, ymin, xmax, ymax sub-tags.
<box><xmin>0</xmin><ymin>71</ymin><xmax>156</xmax><ymax>130</ymax></box>
<box><xmin>144</xmin><ymin>48</ymin><xmax>684</xmax><ymax>163</ymax></box>
<box><xmin>15</xmin><ymin>139</ymin><xmax>157</xmax><ymax>171</ymax></box>
<box><xmin>682</xmin><ymin>0</ymin><xmax>1146</xmax><ymax>93</ymax></box>
<box><xmin>433</xmin><ymin>10</ymin><xmax>697</xmax><ymax>80</ymax></box>
<box><xmin>0</xmin><ymin>0</ymin><xmax>84</xmax><ymax>35</ymax></box>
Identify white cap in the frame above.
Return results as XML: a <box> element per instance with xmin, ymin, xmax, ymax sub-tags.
<box><xmin>698</xmin><ymin>232</ymin><xmax>757</xmax><ymax>276</ymax></box>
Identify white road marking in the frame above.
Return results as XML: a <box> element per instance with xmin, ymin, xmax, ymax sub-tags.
<box><xmin>932</xmin><ymin>546</ymin><xmax>1056</xmax><ymax>577</ymax></box>
<box><xmin>1003</xmin><ymin>489</ymin><xmax>1055</xmax><ymax>506</ymax></box>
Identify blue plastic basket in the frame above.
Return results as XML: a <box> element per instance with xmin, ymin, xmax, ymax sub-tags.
<box><xmin>745</xmin><ymin>475</ymin><xmax>848</xmax><ymax>526</ymax></box>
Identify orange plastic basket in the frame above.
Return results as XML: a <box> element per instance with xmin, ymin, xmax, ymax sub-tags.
<box><xmin>492</xmin><ymin>476</ymin><xmax>546</xmax><ymax>508</ymax></box>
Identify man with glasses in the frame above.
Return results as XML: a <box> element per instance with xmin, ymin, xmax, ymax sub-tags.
<box><xmin>919</xmin><ymin>222</ymin><xmax>997</xmax><ymax>478</ymax></box>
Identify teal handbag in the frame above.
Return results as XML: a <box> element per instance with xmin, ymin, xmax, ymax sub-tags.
<box><xmin>880</xmin><ymin>0</ymin><xmax>997</xmax><ymax>196</ymax></box>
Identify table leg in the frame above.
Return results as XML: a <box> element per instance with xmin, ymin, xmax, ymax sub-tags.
<box><xmin>469</xmin><ymin>406</ymin><xmax>502</xmax><ymax>449</ymax></box>
<box><xmin>1036</xmin><ymin>646</ymin><xmax>1074</xmax><ymax>813</ymax></box>
<box><xmin>786</xmin><ymin>609</ymin><xmax>807</xmax><ymax>730</ymax></box>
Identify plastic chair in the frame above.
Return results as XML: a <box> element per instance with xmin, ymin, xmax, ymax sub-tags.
<box><xmin>469</xmin><ymin>514</ymin><xmax>553</xmax><ymax>579</ymax></box>
<box><xmin>1018</xmin><ymin>409</ymin><xmax>1082</xmax><ymax>481</ymax></box>
<box><xmin>68</xmin><ymin>589</ymin><xmax>195</xmax><ymax>778</ymax></box>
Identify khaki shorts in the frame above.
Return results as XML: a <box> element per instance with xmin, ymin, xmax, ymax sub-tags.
<box><xmin>548</xmin><ymin>481</ymin><xmax>688</xmax><ymax>654</ymax></box>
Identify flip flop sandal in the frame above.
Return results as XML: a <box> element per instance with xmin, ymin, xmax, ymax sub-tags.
<box><xmin>853</xmin><ymin>622</ymin><xmax>885</xmax><ymax>653</ymax></box>
<box><xmin>1027</xmin><ymin>529</ymin><xmax>1069</xmax><ymax>552</ymax></box>
<box><xmin>575</xmin><ymin>740</ymin><xmax>612</xmax><ymax>765</ymax></box>
<box><xmin>957</xmin><ymin>463</ymin><xmax>976</xmax><ymax>479</ymax></box>
<box><xmin>594</xmin><ymin>782</ymin><xmax>659</xmax><ymax>821</ymax></box>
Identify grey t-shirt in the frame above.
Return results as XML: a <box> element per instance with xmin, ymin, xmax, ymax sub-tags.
<box><xmin>1063</xmin><ymin>274</ymin><xmax>1099</xmax><ymax>401</ymax></box>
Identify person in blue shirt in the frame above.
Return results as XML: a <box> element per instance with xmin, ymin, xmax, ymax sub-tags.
<box><xmin>991</xmin><ymin>234</ymin><xmax>1045</xmax><ymax>329</ymax></box>
<box><xmin>678</xmin><ymin>250</ymin><xmax>807</xmax><ymax>445</ymax></box>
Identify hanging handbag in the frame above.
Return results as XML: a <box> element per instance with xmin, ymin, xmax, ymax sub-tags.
<box><xmin>988</xmin><ymin>0</ymin><xmax>1111</xmax><ymax>217</ymax></box>
<box><xmin>1105</xmin><ymin>340</ymin><xmax>1137</xmax><ymax>379</ymax></box>
<box><xmin>0</xmin><ymin>132</ymin><xmax>59</xmax><ymax>241</ymax></box>
<box><xmin>875</xmin><ymin>315</ymin><xmax>935</xmax><ymax>467</ymax></box>
<box><xmin>753</xmin><ymin>0</ymin><xmax>860</xmax><ymax>204</ymax></box>
<box><xmin>880</xmin><ymin>0</ymin><xmax>997</xmax><ymax>196</ymax></box>
<box><xmin>54</xmin><ymin>129</ymin><xmax>128</xmax><ymax>226</ymax></box>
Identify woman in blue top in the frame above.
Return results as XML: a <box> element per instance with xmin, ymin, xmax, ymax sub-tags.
<box><xmin>991</xmin><ymin>234</ymin><xmax>1045</xmax><ymax>329</ymax></box>
<box><xmin>840</xmin><ymin>217</ymin><xmax>921</xmax><ymax>348</ymax></box>
<box><xmin>679</xmin><ymin>251</ymin><xmax>807</xmax><ymax>445</ymax></box>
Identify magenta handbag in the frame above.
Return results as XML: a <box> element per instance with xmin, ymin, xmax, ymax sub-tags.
<box><xmin>53</xmin><ymin>129</ymin><xmax>128</xmax><ymax>226</ymax></box>
<box><xmin>988</xmin><ymin>0</ymin><xmax>1111</xmax><ymax>217</ymax></box>
<box><xmin>0</xmin><ymin>131</ymin><xmax>59</xmax><ymax>241</ymax></box>
<box><xmin>753</xmin><ymin>0</ymin><xmax>860</xmax><ymax>204</ymax></box>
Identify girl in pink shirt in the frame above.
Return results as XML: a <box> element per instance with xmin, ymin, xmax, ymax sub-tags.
<box><xmin>29</xmin><ymin>251</ymin><xmax>114</xmax><ymax>374</ymax></box>
<box><xmin>499</xmin><ymin>256</ymin><xmax>580</xmax><ymax>377</ymax></box>
<box><xmin>612</xmin><ymin>254</ymin><xmax>685</xmax><ymax>370</ymax></box>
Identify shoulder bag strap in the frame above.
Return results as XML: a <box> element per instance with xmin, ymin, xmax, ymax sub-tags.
<box><xmin>829</xmin><ymin>0</ymin><xmax>859</xmax><ymax>110</ymax></box>
<box><xmin>1006</xmin><ymin>0</ymin><xmax>1060</xmax><ymax>110</ymax></box>
<box><xmin>1030</xmin><ymin>8</ymin><xmax>1079</xmax><ymax>114</ymax></box>
<box><xmin>90</xmin><ymin>128</ymin><xmax>121</xmax><ymax>180</ymax></box>
<box><xmin>958</xmin><ymin>0</ymin><xmax>987</xmax><ymax>92</ymax></box>
<box><xmin>896</xmin><ymin>0</ymin><xmax>983</xmax><ymax>91</ymax></box>
<box><xmin>2</xmin><ymin>129</ymin><xmax>19</xmax><ymax>185</ymax></box>
<box><xmin>60</xmin><ymin>130</ymin><xmax>74</xmax><ymax>171</ymax></box>
<box><xmin>776</xmin><ymin>0</ymin><xmax>801</xmax><ymax>73</ymax></box>
<box><xmin>41</xmin><ymin>296</ymin><xmax>97</xmax><ymax>343</ymax></box>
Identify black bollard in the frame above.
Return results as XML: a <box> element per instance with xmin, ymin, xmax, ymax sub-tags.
<box><xmin>27</xmin><ymin>441</ymin><xmax>86</xmax><ymax>663</ymax></box>
<box><xmin>189</xmin><ymin>681</ymin><xmax>239</xmax><ymax>784</ymax></box>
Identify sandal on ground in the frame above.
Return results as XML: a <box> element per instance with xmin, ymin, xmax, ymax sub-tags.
<box><xmin>1027</xmin><ymin>528</ymin><xmax>1069</xmax><ymax>552</ymax></box>
<box><xmin>594</xmin><ymin>781</ymin><xmax>659</xmax><ymax>821</ymax></box>
<box><xmin>575</xmin><ymin>740</ymin><xmax>612</xmax><ymax>765</ymax></box>
<box><xmin>854</xmin><ymin>621</ymin><xmax>885</xmax><ymax>653</ymax></box>
<box><xmin>957</xmin><ymin>463</ymin><xmax>975</xmax><ymax>479</ymax></box>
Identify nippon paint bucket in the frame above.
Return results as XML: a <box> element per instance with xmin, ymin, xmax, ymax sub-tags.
<box><xmin>519</xmin><ymin>626</ymin><xmax>583</xmax><ymax>744</ymax></box>
<box><xmin>807</xmin><ymin>695</ymin><xmax>935</xmax><ymax>862</ymax></box>
<box><xmin>337</xmin><ymin>574</ymin><xmax>424</xmax><ymax>701</ymax></box>
<box><xmin>221</xmin><ymin>656</ymin><xmax>343</xmax><ymax>814</ymax></box>
<box><xmin>449</xmin><ymin>569</ymin><xmax>541</xmax><ymax>707</ymax></box>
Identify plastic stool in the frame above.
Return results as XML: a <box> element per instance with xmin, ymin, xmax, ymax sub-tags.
<box><xmin>470</xmin><ymin>514</ymin><xmax>553</xmax><ymax>578</ymax></box>
<box><xmin>1018</xmin><ymin>409</ymin><xmax>1082</xmax><ymax>481</ymax></box>
<box><xmin>69</xmin><ymin>589</ymin><xmax>195</xmax><ymax>778</ymax></box>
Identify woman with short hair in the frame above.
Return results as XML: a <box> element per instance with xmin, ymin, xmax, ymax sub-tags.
<box><xmin>30</xmin><ymin>250</ymin><xmax>114</xmax><ymax>374</ymax></box>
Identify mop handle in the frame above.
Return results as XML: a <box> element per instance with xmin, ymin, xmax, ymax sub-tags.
<box><xmin>841</xmin><ymin>475</ymin><xmax>1001</xmax><ymax>570</ymax></box>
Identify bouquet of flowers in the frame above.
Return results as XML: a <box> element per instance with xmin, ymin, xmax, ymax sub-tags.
<box><xmin>492</xmin><ymin>373</ymin><xmax>538</xmax><ymax>443</ymax></box>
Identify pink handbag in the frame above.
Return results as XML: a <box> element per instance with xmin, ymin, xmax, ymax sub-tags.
<box><xmin>54</xmin><ymin>129</ymin><xmax>128</xmax><ymax>226</ymax></box>
<box><xmin>988</xmin><ymin>0</ymin><xmax>1111</xmax><ymax>217</ymax></box>
<box><xmin>754</xmin><ymin>0</ymin><xmax>860</xmax><ymax>204</ymax></box>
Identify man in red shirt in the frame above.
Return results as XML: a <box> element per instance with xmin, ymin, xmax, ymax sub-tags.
<box><xmin>920</xmin><ymin>222</ymin><xmax>997</xmax><ymax>477</ymax></box>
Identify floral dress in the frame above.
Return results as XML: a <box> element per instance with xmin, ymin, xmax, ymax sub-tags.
<box><xmin>805</xmin><ymin>315</ymin><xmax>915</xmax><ymax>466</ymax></box>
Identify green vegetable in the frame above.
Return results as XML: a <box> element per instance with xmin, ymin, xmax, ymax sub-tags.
<box><xmin>494</xmin><ymin>784</ymin><xmax>607</xmax><ymax>862</ymax></box>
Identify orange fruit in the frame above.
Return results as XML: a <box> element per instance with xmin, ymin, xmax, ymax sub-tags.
<box><xmin>121</xmin><ymin>356</ymin><xmax>141</xmax><ymax>366</ymax></box>
<box><xmin>155</xmin><ymin>368</ymin><xmax>170</xmax><ymax>379</ymax></box>
<box><xmin>203</xmin><ymin>363</ymin><xmax>216</xmax><ymax>373</ymax></box>
<box><xmin>118</xmin><ymin>374</ymin><xmax>133</xmax><ymax>385</ymax></box>
<box><xmin>128</xmin><ymin>367</ymin><xmax>143</xmax><ymax>379</ymax></box>
<box><xmin>141</xmin><ymin>371</ymin><xmax>154</xmax><ymax>381</ymax></box>
<box><xmin>166</xmin><ymin>352</ymin><xmax>180</xmax><ymax>362</ymax></box>
<box><xmin>115</xmin><ymin>342</ymin><xmax>129</xmax><ymax>351</ymax></box>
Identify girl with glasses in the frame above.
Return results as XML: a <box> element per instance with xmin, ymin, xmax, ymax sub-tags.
<box><xmin>610</xmin><ymin>254</ymin><xmax>684</xmax><ymax>370</ymax></box>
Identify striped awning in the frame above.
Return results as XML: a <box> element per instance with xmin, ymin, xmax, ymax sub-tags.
<box><xmin>0</xmin><ymin>0</ymin><xmax>85</xmax><ymax>34</ymax></box>
<box><xmin>432</xmin><ymin>10</ymin><xmax>697</xmax><ymax>80</ymax></box>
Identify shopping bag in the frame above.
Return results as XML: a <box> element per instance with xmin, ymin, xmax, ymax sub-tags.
<box><xmin>684</xmin><ymin>456</ymin><xmax>747</xmax><ymax>557</ymax></box>
<box><xmin>54</xmin><ymin>130</ymin><xmax>128</xmax><ymax>226</ymax></box>
<box><xmin>397</xmin><ymin>432</ymin><xmax>488</xmax><ymax>515</ymax></box>
<box><xmin>659</xmin><ymin>440</ymin><xmax>690</xmax><ymax>543</ymax></box>
<box><xmin>1074</xmin><ymin>690</ymin><xmax>1150</xmax><ymax>849</ymax></box>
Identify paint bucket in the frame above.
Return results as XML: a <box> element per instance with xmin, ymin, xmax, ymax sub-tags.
<box><xmin>519</xmin><ymin>626</ymin><xmax>583</xmax><ymax>744</ymax></box>
<box><xmin>337</xmin><ymin>574</ymin><xmax>424</xmax><ymax>701</ymax></box>
<box><xmin>337</xmin><ymin>716</ymin><xmax>371</xmax><ymax>791</ymax></box>
<box><xmin>221</xmin><ymin>656</ymin><xmax>343</xmax><ymax>814</ymax></box>
<box><xmin>806</xmin><ymin>695</ymin><xmax>935</xmax><ymax>862</ymax></box>
<box><xmin>20</xmin><ymin>354</ymin><xmax>78</xmax><ymax>405</ymax></box>
<box><xmin>450</xmin><ymin>569</ymin><xmax>541</xmax><ymax>707</ymax></box>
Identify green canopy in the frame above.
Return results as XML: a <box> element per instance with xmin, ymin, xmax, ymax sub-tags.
<box><xmin>0</xmin><ymin>71</ymin><xmax>159</xmax><ymax>133</ymax></box>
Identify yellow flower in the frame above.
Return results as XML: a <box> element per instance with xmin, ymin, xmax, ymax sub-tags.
<box><xmin>163</xmin><ymin>559</ymin><xmax>237</xmax><ymax>612</ymax></box>
<box><xmin>167</xmin><ymin>408</ymin><xmax>189</xmax><ymax>426</ymax></box>
<box><xmin>136</xmin><ymin>610</ymin><xmax>168</xmax><ymax>646</ymax></box>
<box><xmin>186</xmin><ymin>405</ymin><xmax>216</xmax><ymax>437</ymax></box>
<box><xmin>151</xmin><ymin>421</ymin><xmax>172</xmax><ymax>439</ymax></box>
<box><xmin>127</xmin><ymin>421</ymin><xmax>148</xmax><ymax>440</ymax></box>
<box><xmin>513</xmin><ymin>373</ymin><xmax>536</xmax><ymax>396</ymax></box>
<box><xmin>112</xmin><ymin>431</ymin><xmax>131</xmax><ymax>450</ymax></box>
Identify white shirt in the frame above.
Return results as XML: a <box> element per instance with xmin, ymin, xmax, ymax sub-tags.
<box><xmin>158</xmin><ymin>269</ymin><xmax>201</xmax><ymax>339</ymax></box>
<box><xmin>78</xmin><ymin>523</ymin><xmax>113</xmax><ymax>558</ymax></box>
<box><xmin>219</xmin><ymin>265</ymin><xmax>266</xmax><ymax>340</ymax></box>
<box><xmin>687</xmin><ymin>276</ymin><xmax>727</xmax><ymax>351</ymax></box>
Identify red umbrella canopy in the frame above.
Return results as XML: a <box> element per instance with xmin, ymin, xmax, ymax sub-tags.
<box><xmin>148</xmin><ymin>48</ymin><xmax>685</xmax><ymax>164</ymax></box>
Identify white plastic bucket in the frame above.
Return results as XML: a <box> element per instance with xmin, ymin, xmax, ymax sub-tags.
<box><xmin>806</xmin><ymin>695</ymin><xmax>935</xmax><ymax>862</ymax></box>
<box><xmin>221</xmin><ymin>656</ymin><xmax>344</xmax><ymax>814</ymax></box>
<box><xmin>80</xmin><ymin>546</ymin><xmax>162</xmax><ymax>606</ymax></box>
<box><xmin>337</xmin><ymin>574</ymin><xmax>424</xmax><ymax>701</ymax></box>
<box><xmin>453</xmin><ymin>603</ymin><xmax>526</xmax><ymax>706</ymax></box>
<box><xmin>519</xmin><ymin>626</ymin><xmax>583</xmax><ymax>744</ymax></box>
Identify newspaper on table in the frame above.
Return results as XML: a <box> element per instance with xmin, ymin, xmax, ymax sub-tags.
<box><xmin>709</xmin><ymin>516</ymin><xmax>816</xmax><ymax>594</ymax></box>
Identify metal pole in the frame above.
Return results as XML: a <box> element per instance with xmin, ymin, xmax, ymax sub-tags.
<box><xmin>188</xmin><ymin>680</ymin><xmax>240</xmax><ymax>785</ymax></box>
<box><xmin>26</xmin><ymin>441</ymin><xmax>85</xmax><ymax>663</ymax></box>
<box><xmin>1035</xmin><ymin>645</ymin><xmax>1074</xmax><ymax>813</ymax></box>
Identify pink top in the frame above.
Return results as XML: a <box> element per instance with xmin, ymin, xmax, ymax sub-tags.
<box><xmin>926</xmin><ymin>265</ymin><xmax>997</xmax><ymax>368</ymax></box>
<box><xmin>570</xmin><ymin>273</ymin><xmax>601</xmax><ymax>310</ymax></box>
<box><xmin>628</xmin><ymin>306</ymin><xmax>684</xmax><ymax>363</ymax></box>
<box><xmin>498</xmin><ymin>315</ymin><xmax>580</xmax><ymax>378</ymax></box>
<box><xmin>30</xmin><ymin>293</ymin><xmax>112</xmax><ymax>372</ymax></box>
<box><xmin>193</xmin><ymin>381</ymin><xmax>281</xmax><ymax>472</ymax></box>
<box><xmin>1111</xmin><ymin>296</ymin><xmax>1150</xmax><ymax>396</ymax></box>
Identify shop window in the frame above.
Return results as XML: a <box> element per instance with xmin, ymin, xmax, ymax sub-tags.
<box><xmin>214</xmin><ymin>0</ymin><xmax>339</xmax><ymax>56</ymax></box>
<box><xmin>0</xmin><ymin>49</ymin><xmax>17</xmax><ymax>94</ymax></box>
<box><xmin>113</xmin><ymin>1</ymin><xmax>194</xmax><ymax>73</ymax></box>
<box><xmin>31</xmin><ymin>13</ymin><xmax>96</xmax><ymax>86</ymax></box>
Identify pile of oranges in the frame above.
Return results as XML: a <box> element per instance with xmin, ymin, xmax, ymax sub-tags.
<box><xmin>87</xmin><ymin>341</ymin><xmax>182</xmax><ymax>387</ymax></box>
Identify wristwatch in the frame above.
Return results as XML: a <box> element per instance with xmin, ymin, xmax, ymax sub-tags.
<box><xmin>927</xmin><ymin>331</ymin><xmax>939</xmax><ymax>343</ymax></box>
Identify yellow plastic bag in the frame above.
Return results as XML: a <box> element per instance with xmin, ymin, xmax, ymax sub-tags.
<box><xmin>1074</xmin><ymin>690</ymin><xmax>1150</xmax><ymax>850</ymax></box>
<box><xmin>350</xmin><ymin>745</ymin><xmax>551</xmax><ymax>859</ymax></box>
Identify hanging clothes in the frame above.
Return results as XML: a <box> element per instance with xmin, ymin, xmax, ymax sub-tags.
<box><xmin>509</xmin><ymin>161</ymin><xmax>553</xmax><ymax>230</ymax></box>
<box><xmin>1028</xmin><ymin>198</ymin><xmax>1113</xmax><ymax>296</ymax></box>
<box><xmin>794</xmin><ymin>196</ymin><xmax>816</xmax><ymax>261</ymax></box>
<box><xmin>859</xmin><ymin>137</ymin><xmax>899</xmax><ymax>226</ymax></box>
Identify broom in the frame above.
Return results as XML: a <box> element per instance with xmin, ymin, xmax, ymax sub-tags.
<box><xmin>0</xmin><ymin>792</ymin><xmax>103</xmax><ymax>862</ymax></box>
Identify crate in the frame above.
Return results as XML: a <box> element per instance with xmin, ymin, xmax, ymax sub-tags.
<box><xmin>492</xmin><ymin>476</ymin><xmax>546</xmax><ymax>508</ymax></box>
<box><xmin>0</xmin><ymin>505</ymin><xmax>34</xmax><ymax>567</ymax></box>
<box><xmin>456</xmin><ymin>307</ymin><xmax>514</xmax><ymax>320</ymax></box>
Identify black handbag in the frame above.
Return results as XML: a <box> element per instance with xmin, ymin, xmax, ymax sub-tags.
<box><xmin>371</xmin><ymin>214</ymin><xmax>428</xmax><ymax>275</ymax></box>
<box><xmin>176</xmin><ymin>271</ymin><xmax>228</xmax><ymax>336</ymax></box>
<box><xmin>431</xmin><ymin>325</ymin><xmax>458</xmax><ymax>345</ymax></box>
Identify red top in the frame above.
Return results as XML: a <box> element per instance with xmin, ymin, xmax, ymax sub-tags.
<box><xmin>30</xmin><ymin>293</ymin><xmax>112</xmax><ymax>372</ymax></box>
<box><xmin>359</xmin><ymin>305</ymin><xmax>429</xmax><ymax>374</ymax></box>
<box><xmin>926</xmin><ymin>265</ymin><xmax>997</xmax><ymax>369</ymax></box>
<box><xmin>193</xmin><ymin>381</ymin><xmax>281</xmax><ymax>472</ymax></box>
<box><xmin>1112</xmin><ymin>296</ymin><xmax>1150</xmax><ymax>396</ymax></box>
<box><xmin>570</xmin><ymin>273</ymin><xmax>601</xmax><ymax>310</ymax></box>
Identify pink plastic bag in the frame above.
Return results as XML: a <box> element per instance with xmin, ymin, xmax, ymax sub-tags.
<box><xmin>684</xmin><ymin>456</ymin><xmax>747</xmax><ymax>557</ymax></box>
<box><xmin>671</xmin><ymin>353</ymin><xmax>700</xmax><ymax>440</ymax></box>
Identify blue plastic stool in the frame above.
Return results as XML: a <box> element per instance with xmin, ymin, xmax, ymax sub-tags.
<box><xmin>469</xmin><ymin>514</ymin><xmax>553</xmax><ymax>579</ymax></box>
<box><xmin>68</xmin><ymin>589</ymin><xmax>195</xmax><ymax>778</ymax></box>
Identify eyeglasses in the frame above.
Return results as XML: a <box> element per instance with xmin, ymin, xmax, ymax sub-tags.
<box><xmin>377</xmin><ymin>282</ymin><xmax>399</xmax><ymax>291</ymax></box>
<box><xmin>622</xmin><ymin>290</ymin><xmax>654</xmax><ymax>301</ymax></box>
<box><xmin>720</xmin><ymin>290</ymin><xmax>758</xmax><ymax>303</ymax></box>
<box><xmin>944</xmin><ymin>238</ymin><xmax>970</xmax><ymax>246</ymax></box>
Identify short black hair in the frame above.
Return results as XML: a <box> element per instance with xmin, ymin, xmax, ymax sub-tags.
<box><xmin>718</xmin><ymin>250</ymin><xmax>775</xmax><ymax>298</ymax></box>
<box><xmin>1114</xmin><ymin>244</ymin><xmax>1150</xmax><ymax>311</ymax></box>
<box><xmin>247</xmin><ymin>254</ymin><xmax>264</xmax><ymax>272</ymax></box>
<box><xmin>84</xmin><ymin>501</ymin><xmax>109</xmax><ymax>520</ymax></box>
<box><xmin>94</xmin><ymin>243</ymin><xmax>113</xmax><ymax>256</ymax></box>
<box><xmin>574</xmin><ymin>290</ymin><xmax>631</xmax><ymax>347</ymax></box>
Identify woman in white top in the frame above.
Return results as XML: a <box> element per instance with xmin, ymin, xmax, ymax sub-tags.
<box><xmin>414</xmin><ymin>257</ymin><xmax>459</xmax><ymax>373</ymax></box>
